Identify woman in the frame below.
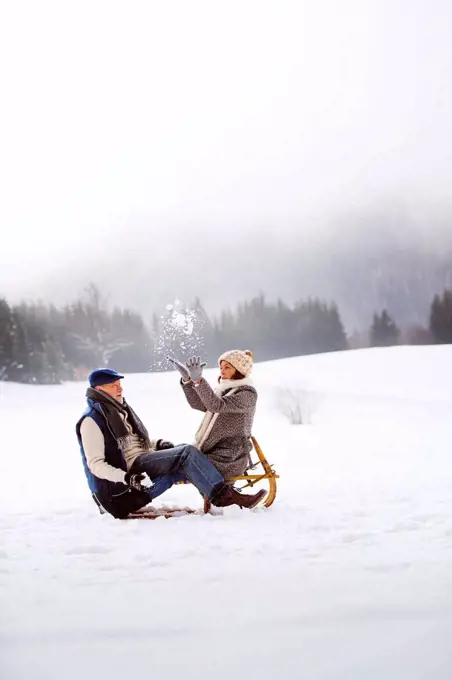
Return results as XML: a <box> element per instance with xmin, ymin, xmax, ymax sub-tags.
<box><xmin>167</xmin><ymin>350</ymin><xmax>257</xmax><ymax>479</ymax></box>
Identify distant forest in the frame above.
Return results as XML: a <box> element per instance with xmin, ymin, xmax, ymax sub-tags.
<box><xmin>1</xmin><ymin>284</ymin><xmax>451</xmax><ymax>384</ymax></box>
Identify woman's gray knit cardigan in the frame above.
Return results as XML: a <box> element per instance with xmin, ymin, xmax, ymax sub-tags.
<box><xmin>181</xmin><ymin>377</ymin><xmax>257</xmax><ymax>479</ymax></box>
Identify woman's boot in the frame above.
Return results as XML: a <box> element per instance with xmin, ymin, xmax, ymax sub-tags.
<box><xmin>211</xmin><ymin>484</ymin><xmax>266</xmax><ymax>509</ymax></box>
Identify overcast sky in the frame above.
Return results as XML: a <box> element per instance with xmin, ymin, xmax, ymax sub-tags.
<box><xmin>1</xmin><ymin>0</ymin><xmax>452</xmax><ymax>304</ymax></box>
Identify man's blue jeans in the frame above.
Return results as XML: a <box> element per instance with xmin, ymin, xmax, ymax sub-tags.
<box><xmin>131</xmin><ymin>444</ymin><xmax>225</xmax><ymax>500</ymax></box>
<box><xmin>149</xmin><ymin>471</ymin><xmax>186</xmax><ymax>499</ymax></box>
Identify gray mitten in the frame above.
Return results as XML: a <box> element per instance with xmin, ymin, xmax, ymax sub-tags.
<box><xmin>166</xmin><ymin>356</ymin><xmax>190</xmax><ymax>381</ymax></box>
<box><xmin>186</xmin><ymin>356</ymin><xmax>207</xmax><ymax>383</ymax></box>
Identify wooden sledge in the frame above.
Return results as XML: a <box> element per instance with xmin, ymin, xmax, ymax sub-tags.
<box><xmin>126</xmin><ymin>436</ymin><xmax>279</xmax><ymax>519</ymax></box>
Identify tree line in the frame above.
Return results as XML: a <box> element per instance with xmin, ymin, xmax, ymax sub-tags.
<box><xmin>1</xmin><ymin>285</ymin><xmax>451</xmax><ymax>384</ymax></box>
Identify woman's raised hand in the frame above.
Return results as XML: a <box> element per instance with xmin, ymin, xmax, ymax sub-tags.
<box><xmin>186</xmin><ymin>356</ymin><xmax>207</xmax><ymax>383</ymax></box>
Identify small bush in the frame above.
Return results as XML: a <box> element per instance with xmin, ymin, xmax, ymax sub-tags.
<box><xmin>276</xmin><ymin>387</ymin><xmax>315</xmax><ymax>425</ymax></box>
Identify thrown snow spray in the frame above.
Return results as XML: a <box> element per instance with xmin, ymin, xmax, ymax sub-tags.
<box><xmin>151</xmin><ymin>299</ymin><xmax>210</xmax><ymax>371</ymax></box>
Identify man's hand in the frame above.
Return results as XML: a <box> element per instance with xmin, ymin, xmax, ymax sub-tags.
<box><xmin>166</xmin><ymin>356</ymin><xmax>190</xmax><ymax>381</ymax></box>
<box><xmin>186</xmin><ymin>356</ymin><xmax>207</xmax><ymax>383</ymax></box>
<box><xmin>124</xmin><ymin>472</ymin><xmax>146</xmax><ymax>492</ymax></box>
<box><xmin>156</xmin><ymin>439</ymin><xmax>174</xmax><ymax>450</ymax></box>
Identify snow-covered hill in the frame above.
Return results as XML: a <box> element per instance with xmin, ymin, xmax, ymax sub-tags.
<box><xmin>1</xmin><ymin>346</ymin><xmax>451</xmax><ymax>679</ymax></box>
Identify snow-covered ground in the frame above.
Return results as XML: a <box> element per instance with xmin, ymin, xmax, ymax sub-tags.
<box><xmin>1</xmin><ymin>346</ymin><xmax>452</xmax><ymax>679</ymax></box>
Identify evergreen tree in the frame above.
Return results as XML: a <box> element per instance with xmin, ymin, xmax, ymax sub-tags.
<box><xmin>7</xmin><ymin>303</ymin><xmax>64</xmax><ymax>384</ymax></box>
<box><xmin>369</xmin><ymin>309</ymin><xmax>400</xmax><ymax>347</ymax></box>
<box><xmin>294</xmin><ymin>299</ymin><xmax>348</xmax><ymax>355</ymax></box>
<box><xmin>429</xmin><ymin>289</ymin><xmax>452</xmax><ymax>343</ymax></box>
<box><xmin>0</xmin><ymin>298</ymin><xmax>14</xmax><ymax>380</ymax></box>
<box><xmin>207</xmin><ymin>295</ymin><xmax>347</xmax><ymax>361</ymax></box>
<box><xmin>0</xmin><ymin>286</ymin><xmax>157</xmax><ymax>383</ymax></box>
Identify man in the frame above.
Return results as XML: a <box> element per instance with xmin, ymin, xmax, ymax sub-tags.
<box><xmin>76</xmin><ymin>367</ymin><xmax>266</xmax><ymax>519</ymax></box>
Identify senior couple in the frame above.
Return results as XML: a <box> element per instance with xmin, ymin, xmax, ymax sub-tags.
<box><xmin>76</xmin><ymin>350</ymin><xmax>266</xmax><ymax>518</ymax></box>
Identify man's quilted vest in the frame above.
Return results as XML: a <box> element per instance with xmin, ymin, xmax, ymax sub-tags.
<box><xmin>76</xmin><ymin>399</ymin><xmax>150</xmax><ymax>518</ymax></box>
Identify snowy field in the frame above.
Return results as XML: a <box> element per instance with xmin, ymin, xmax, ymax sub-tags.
<box><xmin>1</xmin><ymin>345</ymin><xmax>452</xmax><ymax>679</ymax></box>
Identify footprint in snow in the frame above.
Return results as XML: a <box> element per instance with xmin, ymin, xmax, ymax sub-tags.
<box><xmin>411</xmin><ymin>513</ymin><xmax>445</xmax><ymax>524</ymax></box>
<box><xmin>386</xmin><ymin>521</ymin><xmax>422</xmax><ymax>533</ymax></box>
<box><xmin>52</xmin><ymin>508</ymin><xmax>78</xmax><ymax>516</ymax></box>
<box><xmin>134</xmin><ymin>554</ymin><xmax>170</xmax><ymax>566</ymax></box>
<box><xmin>65</xmin><ymin>545</ymin><xmax>112</xmax><ymax>556</ymax></box>
<box><xmin>364</xmin><ymin>562</ymin><xmax>411</xmax><ymax>573</ymax></box>
<box><xmin>341</xmin><ymin>532</ymin><xmax>374</xmax><ymax>544</ymax></box>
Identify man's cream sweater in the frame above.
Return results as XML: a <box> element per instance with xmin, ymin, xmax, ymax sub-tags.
<box><xmin>80</xmin><ymin>411</ymin><xmax>157</xmax><ymax>484</ymax></box>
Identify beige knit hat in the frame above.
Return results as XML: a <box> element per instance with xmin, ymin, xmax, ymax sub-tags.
<box><xmin>218</xmin><ymin>349</ymin><xmax>254</xmax><ymax>378</ymax></box>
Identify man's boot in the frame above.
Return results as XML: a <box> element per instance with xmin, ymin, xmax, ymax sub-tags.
<box><xmin>211</xmin><ymin>484</ymin><xmax>266</xmax><ymax>509</ymax></box>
